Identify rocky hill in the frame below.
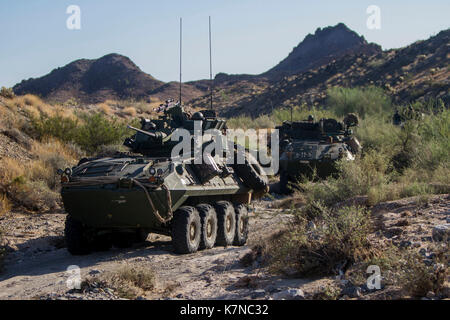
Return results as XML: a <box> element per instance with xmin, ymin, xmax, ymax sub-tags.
<box><xmin>189</xmin><ymin>28</ymin><xmax>449</xmax><ymax>117</ymax></box>
<box><xmin>264</xmin><ymin>23</ymin><xmax>381</xmax><ymax>80</ymax></box>
<box><xmin>212</xmin><ymin>23</ymin><xmax>381</xmax><ymax>85</ymax></box>
<box><xmin>13</xmin><ymin>54</ymin><xmax>208</xmax><ymax>104</ymax></box>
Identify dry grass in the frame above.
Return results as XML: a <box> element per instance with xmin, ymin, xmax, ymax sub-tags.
<box><xmin>249</xmin><ymin>205</ymin><xmax>375</xmax><ymax>277</ymax></box>
<box><xmin>0</xmin><ymin>194</ymin><xmax>11</xmax><ymax>216</ymax></box>
<box><xmin>0</xmin><ymin>139</ymin><xmax>79</xmax><ymax>211</ymax></box>
<box><xmin>82</xmin><ymin>265</ymin><xmax>156</xmax><ymax>299</ymax></box>
<box><xmin>122</xmin><ymin>107</ymin><xmax>137</xmax><ymax>117</ymax></box>
<box><xmin>97</xmin><ymin>103</ymin><xmax>112</xmax><ymax>115</ymax></box>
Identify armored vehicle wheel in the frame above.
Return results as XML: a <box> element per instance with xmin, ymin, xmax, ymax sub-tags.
<box><xmin>215</xmin><ymin>201</ymin><xmax>236</xmax><ymax>246</ymax></box>
<box><xmin>196</xmin><ymin>204</ymin><xmax>218</xmax><ymax>250</ymax></box>
<box><xmin>112</xmin><ymin>233</ymin><xmax>135</xmax><ymax>248</ymax></box>
<box><xmin>233</xmin><ymin>156</ymin><xmax>269</xmax><ymax>193</ymax></box>
<box><xmin>171</xmin><ymin>206</ymin><xmax>201</xmax><ymax>254</ymax></box>
<box><xmin>65</xmin><ymin>215</ymin><xmax>92</xmax><ymax>255</ymax></box>
<box><xmin>92</xmin><ymin>234</ymin><xmax>112</xmax><ymax>251</ymax></box>
<box><xmin>233</xmin><ymin>204</ymin><xmax>249</xmax><ymax>246</ymax></box>
<box><xmin>279</xmin><ymin>171</ymin><xmax>292</xmax><ymax>194</ymax></box>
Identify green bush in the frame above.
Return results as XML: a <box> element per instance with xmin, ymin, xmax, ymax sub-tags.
<box><xmin>326</xmin><ymin>86</ymin><xmax>392</xmax><ymax>118</ymax></box>
<box><xmin>29</xmin><ymin>112</ymin><xmax>133</xmax><ymax>153</ymax></box>
<box><xmin>75</xmin><ymin>113</ymin><xmax>129</xmax><ymax>152</ymax></box>
<box><xmin>30</xmin><ymin>114</ymin><xmax>79</xmax><ymax>143</ymax></box>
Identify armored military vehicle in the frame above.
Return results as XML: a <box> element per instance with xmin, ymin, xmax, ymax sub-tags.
<box><xmin>59</xmin><ymin>101</ymin><xmax>268</xmax><ymax>255</ymax></box>
<box><xmin>277</xmin><ymin>114</ymin><xmax>361</xmax><ymax>193</ymax></box>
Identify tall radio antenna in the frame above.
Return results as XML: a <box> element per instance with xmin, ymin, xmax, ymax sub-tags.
<box><xmin>209</xmin><ymin>16</ymin><xmax>213</xmax><ymax>110</ymax></box>
<box><xmin>179</xmin><ymin>17</ymin><xmax>182</xmax><ymax>104</ymax></box>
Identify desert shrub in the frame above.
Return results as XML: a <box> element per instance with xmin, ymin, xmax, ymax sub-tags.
<box><xmin>29</xmin><ymin>113</ymin><xmax>79</xmax><ymax>142</ymax></box>
<box><xmin>11</xmin><ymin>180</ymin><xmax>60</xmax><ymax>211</ymax></box>
<box><xmin>299</xmin><ymin>151</ymin><xmax>392</xmax><ymax>206</ymax></box>
<box><xmin>0</xmin><ymin>194</ymin><xmax>11</xmax><ymax>216</ymax></box>
<box><xmin>82</xmin><ymin>266</ymin><xmax>156</xmax><ymax>299</ymax></box>
<box><xmin>355</xmin><ymin>115</ymin><xmax>402</xmax><ymax>156</ymax></box>
<box><xmin>327</xmin><ymin>86</ymin><xmax>392</xmax><ymax>118</ymax></box>
<box><xmin>97</xmin><ymin>103</ymin><xmax>112</xmax><ymax>115</ymax></box>
<box><xmin>263</xmin><ymin>205</ymin><xmax>373</xmax><ymax>277</ymax></box>
<box><xmin>400</xmin><ymin>252</ymin><xmax>448</xmax><ymax>297</ymax></box>
<box><xmin>29</xmin><ymin>112</ymin><xmax>132</xmax><ymax>153</ymax></box>
<box><xmin>413</xmin><ymin>109</ymin><xmax>450</xmax><ymax>170</ymax></box>
<box><xmin>75</xmin><ymin>113</ymin><xmax>130</xmax><ymax>152</ymax></box>
<box><xmin>122</xmin><ymin>107</ymin><xmax>137</xmax><ymax>117</ymax></box>
<box><xmin>0</xmin><ymin>87</ymin><xmax>15</xmax><ymax>99</ymax></box>
<box><xmin>1</xmin><ymin>128</ymin><xmax>33</xmax><ymax>150</ymax></box>
<box><xmin>351</xmin><ymin>244</ymin><xmax>448</xmax><ymax>298</ymax></box>
<box><xmin>0</xmin><ymin>140</ymin><xmax>78</xmax><ymax>211</ymax></box>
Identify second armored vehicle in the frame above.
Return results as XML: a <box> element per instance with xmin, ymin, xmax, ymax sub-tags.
<box><xmin>277</xmin><ymin>114</ymin><xmax>361</xmax><ymax>193</ymax></box>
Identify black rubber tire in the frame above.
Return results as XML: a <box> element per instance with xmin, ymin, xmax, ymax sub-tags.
<box><xmin>112</xmin><ymin>233</ymin><xmax>135</xmax><ymax>249</ymax></box>
<box><xmin>215</xmin><ymin>201</ymin><xmax>236</xmax><ymax>246</ymax></box>
<box><xmin>196</xmin><ymin>204</ymin><xmax>218</xmax><ymax>250</ymax></box>
<box><xmin>171</xmin><ymin>206</ymin><xmax>201</xmax><ymax>254</ymax></box>
<box><xmin>279</xmin><ymin>171</ymin><xmax>292</xmax><ymax>195</ymax></box>
<box><xmin>233</xmin><ymin>204</ymin><xmax>249</xmax><ymax>246</ymax></box>
<box><xmin>65</xmin><ymin>215</ymin><xmax>92</xmax><ymax>255</ymax></box>
<box><xmin>92</xmin><ymin>234</ymin><xmax>112</xmax><ymax>252</ymax></box>
<box><xmin>233</xmin><ymin>155</ymin><xmax>269</xmax><ymax>193</ymax></box>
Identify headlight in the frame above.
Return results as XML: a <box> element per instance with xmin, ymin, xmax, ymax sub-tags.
<box><xmin>149</xmin><ymin>167</ymin><xmax>156</xmax><ymax>176</ymax></box>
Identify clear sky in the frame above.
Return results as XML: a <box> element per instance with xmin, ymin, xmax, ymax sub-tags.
<box><xmin>0</xmin><ymin>0</ymin><xmax>448</xmax><ymax>87</ymax></box>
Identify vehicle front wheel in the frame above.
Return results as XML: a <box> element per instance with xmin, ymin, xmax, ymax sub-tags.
<box><xmin>65</xmin><ymin>215</ymin><xmax>92</xmax><ymax>255</ymax></box>
<box><xmin>171</xmin><ymin>206</ymin><xmax>201</xmax><ymax>254</ymax></box>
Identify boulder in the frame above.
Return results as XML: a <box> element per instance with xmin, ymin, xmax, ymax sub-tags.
<box><xmin>432</xmin><ymin>224</ymin><xmax>449</xmax><ymax>241</ymax></box>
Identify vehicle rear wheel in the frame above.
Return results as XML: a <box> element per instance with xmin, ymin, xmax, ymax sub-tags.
<box><xmin>65</xmin><ymin>215</ymin><xmax>92</xmax><ymax>255</ymax></box>
<box><xmin>233</xmin><ymin>204</ymin><xmax>249</xmax><ymax>246</ymax></box>
<box><xmin>279</xmin><ymin>171</ymin><xmax>292</xmax><ymax>195</ymax></box>
<box><xmin>215</xmin><ymin>201</ymin><xmax>236</xmax><ymax>246</ymax></box>
<box><xmin>171</xmin><ymin>206</ymin><xmax>201</xmax><ymax>254</ymax></box>
<box><xmin>196</xmin><ymin>204</ymin><xmax>218</xmax><ymax>250</ymax></box>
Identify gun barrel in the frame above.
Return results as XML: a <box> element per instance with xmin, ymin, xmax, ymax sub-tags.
<box><xmin>127</xmin><ymin>125</ymin><xmax>157</xmax><ymax>138</ymax></box>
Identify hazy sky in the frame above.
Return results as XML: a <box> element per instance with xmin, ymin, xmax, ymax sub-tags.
<box><xmin>0</xmin><ymin>0</ymin><xmax>448</xmax><ymax>87</ymax></box>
